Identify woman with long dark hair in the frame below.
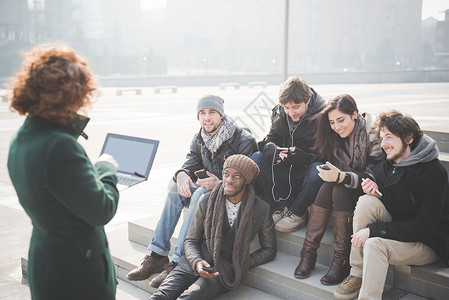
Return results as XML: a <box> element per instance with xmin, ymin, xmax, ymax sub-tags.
<box><xmin>293</xmin><ymin>94</ymin><xmax>380</xmax><ymax>285</ymax></box>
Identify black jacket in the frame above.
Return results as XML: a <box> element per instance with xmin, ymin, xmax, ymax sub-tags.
<box><xmin>257</xmin><ymin>88</ymin><xmax>325</xmax><ymax>176</ymax></box>
<box><xmin>175</xmin><ymin>126</ymin><xmax>257</xmax><ymax>181</ymax></box>
<box><xmin>366</xmin><ymin>148</ymin><xmax>448</xmax><ymax>264</ymax></box>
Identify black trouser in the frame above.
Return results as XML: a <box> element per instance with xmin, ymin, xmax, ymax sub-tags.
<box><xmin>251</xmin><ymin>151</ymin><xmax>324</xmax><ymax>216</ymax></box>
<box><xmin>314</xmin><ymin>182</ymin><xmax>363</xmax><ymax>212</ymax></box>
<box><xmin>150</xmin><ymin>265</ymin><xmax>229</xmax><ymax>300</ymax></box>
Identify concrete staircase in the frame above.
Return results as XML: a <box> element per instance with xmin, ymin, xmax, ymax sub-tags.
<box><xmin>20</xmin><ymin>131</ymin><xmax>449</xmax><ymax>299</ymax></box>
<box><xmin>108</xmin><ymin>214</ymin><xmax>449</xmax><ymax>299</ymax></box>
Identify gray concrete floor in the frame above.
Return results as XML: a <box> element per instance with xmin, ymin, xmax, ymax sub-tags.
<box><xmin>1</xmin><ymin>83</ymin><xmax>448</xmax><ymax>299</ymax></box>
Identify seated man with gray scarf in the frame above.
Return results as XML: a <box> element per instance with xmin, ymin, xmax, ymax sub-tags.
<box><xmin>150</xmin><ymin>155</ymin><xmax>277</xmax><ymax>299</ymax></box>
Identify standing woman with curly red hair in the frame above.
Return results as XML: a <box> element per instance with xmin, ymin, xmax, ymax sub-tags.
<box><xmin>7</xmin><ymin>44</ymin><xmax>120</xmax><ymax>300</ymax></box>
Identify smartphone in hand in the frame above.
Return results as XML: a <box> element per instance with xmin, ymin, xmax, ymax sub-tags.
<box><xmin>202</xmin><ymin>266</ymin><xmax>216</xmax><ymax>273</ymax></box>
<box><xmin>194</xmin><ymin>169</ymin><xmax>209</xmax><ymax>179</ymax></box>
<box><xmin>318</xmin><ymin>164</ymin><xmax>330</xmax><ymax>170</ymax></box>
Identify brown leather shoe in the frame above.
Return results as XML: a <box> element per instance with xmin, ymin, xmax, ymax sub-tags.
<box><xmin>334</xmin><ymin>275</ymin><xmax>362</xmax><ymax>300</ymax></box>
<box><xmin>149</xmin><ymin>261</ymin><xmax>177</xmax><ymax>288</ymax></box>
<box><xmin>126</xmin><ymin>255</ymin><xmax>169</xmax><ymax>281</ymax></box>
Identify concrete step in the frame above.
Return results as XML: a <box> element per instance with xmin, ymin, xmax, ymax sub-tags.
<box><xmin>127</xmin><ymin>216</ymin><xmax>449</xmax><ymax>299</ymax></box>
<box><xmin>116</xmin><ymin>278</ymin><xmax>151</xmax><ymax>299</ymax></box>
<box><xmin>128</xmin><ymin>216</ymin><xmax>336</xmax><ymax>267</ymax></box>
<box><xmin>20</xmin><ymin>222</ymin><xmax>445</xmax><ymax>299</ymax></box>
<box><xmin>107</xmin><ymin>228</ymin><xmax>283</xmax><ymax>299</ymax></box>
<box><xmin>108</xmin><ymin>232</ymin><xmax>422</xmax><ymax>300</ymax></box>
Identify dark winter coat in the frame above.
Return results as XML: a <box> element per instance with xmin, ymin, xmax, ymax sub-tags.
<box><xmin>175</xmin><ymin>126</ymin><xmax>257</xmax><ymax>181</ymax></box>
<box><xmin>7</xmin><ymin>116</ymin><xmax>119</xmax><ymax>300</ymax></box>
<box><xmin>366</xmin><ymin>135</ymin><xmax>448</xmax><ymax>265</ymax></box>
<box><xmin>258</xmin><ymin>88</ymin><xmax>325</xmax><ymax>176</ymax></box>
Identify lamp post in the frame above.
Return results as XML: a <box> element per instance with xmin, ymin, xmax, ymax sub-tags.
<box><xmin>283</xmin><ymin>0</ymin><xmax>289</xmax><ymax>81</ymax></box>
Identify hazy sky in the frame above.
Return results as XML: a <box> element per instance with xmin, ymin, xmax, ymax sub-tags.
<box><xmin>422</xmin><ymin>0</ymin><xmax>448</xmax><ymax>20</ymax></box>
<box><xmin>141</xmin><ymin>0</ymin><xmax>448</xmax><ymax>21</ymax></box>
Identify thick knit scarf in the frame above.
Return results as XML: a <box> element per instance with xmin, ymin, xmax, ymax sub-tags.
<box><xmin>204</xmin><ymin>182</ymin><xmax>254</xmax><ymax>290</ymax></box>
<box><xmin>201</xmin><ymin>115</ymin><xmax>236</xmax><ymax>154</ymax></box>
<box><xmin>334</xmin><ymin>115</ymin><xmax>371</xmax><ymax>172</ymax></box>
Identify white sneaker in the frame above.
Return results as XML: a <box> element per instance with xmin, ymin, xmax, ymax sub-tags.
<box><xmin>272</xmin><ymin>207</ymin><xmax>288</xmax><ymax>224</ymax></box>
<box><xmin>275</xmin><ymin>210</ymin><xmax>307</xmax><ymax>233</ymax></box>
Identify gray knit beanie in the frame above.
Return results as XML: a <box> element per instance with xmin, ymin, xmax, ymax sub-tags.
<box><xmin>197</xmin><ymin>95</ymin><xmax>225</xmax><ymax>118</ymax></box>
<box><xmin>223</xmin><ymin>154</ymin><xmax>260</xmax><ymax>184</ymax></box>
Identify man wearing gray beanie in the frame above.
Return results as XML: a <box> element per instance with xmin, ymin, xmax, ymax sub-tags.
<box><xmin>127</xmin><ymin>95</ymin><xmax>257</xmax><ymax>288</ymax></box>
<box><xmin>150</xmin><ymin>155</ymin><xmax>277</xmax><ymax>299</ymax></box>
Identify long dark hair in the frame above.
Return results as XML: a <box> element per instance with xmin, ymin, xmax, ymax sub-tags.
<box><xmin>312</xmin><ymin>94</ymin><xmax>359</xmax><ymax>162</ymax></box>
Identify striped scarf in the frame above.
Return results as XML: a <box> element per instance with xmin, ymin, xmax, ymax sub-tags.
<box><xmin>201</xmin><ymin>115</ymin><xmax>236</xmax><ymax>154</ymax></box>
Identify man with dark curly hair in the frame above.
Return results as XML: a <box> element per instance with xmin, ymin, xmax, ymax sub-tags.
<box><xmin>7</xmin><ymin>44</ymin><xmax>120</xmax><ymax>300</ymax></box>
<box><xmin>335</xmin><ymin>111</ymin><xmax>449</xmax><ymax>300</ymax></box>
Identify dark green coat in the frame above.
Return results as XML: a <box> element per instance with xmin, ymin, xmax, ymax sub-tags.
<box><xmin>8</xmin><ymin>116</ymin><xmax>120</xmax><ymax>300</ymax></box>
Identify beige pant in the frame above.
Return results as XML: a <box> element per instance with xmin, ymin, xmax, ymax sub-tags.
<box><xmin>349</xmin><ymin>195</ymin><xmax>439</xmax><ymax>300</ymax></box>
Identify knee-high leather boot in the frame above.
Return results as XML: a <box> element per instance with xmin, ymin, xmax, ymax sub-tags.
<box><xmin>294</xmin><ymin>204</ymin><xmax>331</xmax><ymax>279</ymax></box>
<box><xmin>320</xmin><ymin>210</ymin><xmax>352</xmax><ymax>285</ymax></box>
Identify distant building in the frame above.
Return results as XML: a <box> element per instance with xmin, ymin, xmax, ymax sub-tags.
<box><xmin>421</xmin><ymin>16</ymin><xmax>437</xmax><ymax>68</ymax></box>
<box><xmin>0</xmin><ymin>0</ymin><xmax>29</xmax><ymax>76</ymax></box>
<box><xmin>435</xmin><ymin>9</ymin><xmax>449</xmax><ymax>67</ymax></box>
<box><xmin>43</xmin><ymin>0</ymin><xmax>142</xmax><ymax>57</ymax></box>
<box><xmin>0</xmin><ymin>0</ymin><xmax>28</xmax><ymax>45</ymax></box>
<box><xmin>164</xmin><ymin>0</ymin><xmax>423</xmax><ymax>74</ymax></box>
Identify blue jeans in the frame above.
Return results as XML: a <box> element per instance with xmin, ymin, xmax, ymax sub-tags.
<box><xmin>251</xmin><ymin>151</ymin><xmax>323</xmax><ymax>216</ymax></box>
<box><xmin>148</xmin><ymin>180</ymin><xmax>210</xmax><ymax>263</ymax></box>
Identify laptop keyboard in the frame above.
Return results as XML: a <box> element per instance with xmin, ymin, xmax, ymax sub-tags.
<box><xmin>118</xmin><ymin>176</ymin><xmax>142</xmax><ymax>186</ymax></box>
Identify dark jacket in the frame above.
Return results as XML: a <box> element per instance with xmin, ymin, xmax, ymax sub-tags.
<box><xmin>176</xmin><ymin>123</ymin><xmax>257</xmax><ymax>181</ymax></box>
<box><xmin>365</xmin><ymin>135</ymin><xmax>449</xmax><ymax>264</ymax></box>
<box><xmin>258</xmin><ymin>88</ymin><xmax>325</xmax><ymax>175</ymax></box>
<box><xmin>8</xmin><ymin>116</ymin><xmax>119</xmax><ymax>300</ymax></box>
<box><xmin>180</xmin><ymin>192</ymin><xmax>277</xmax><ymax>278</ymax></box>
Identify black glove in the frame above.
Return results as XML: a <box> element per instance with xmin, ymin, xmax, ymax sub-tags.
<box><xmin>283</xmin><ymin>147</ymin><xmax>315</xmax><ymax>167</ymax></box>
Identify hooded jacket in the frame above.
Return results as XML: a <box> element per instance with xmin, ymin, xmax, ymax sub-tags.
<box><xmin>257</xmin><ymin>88</ymin><xmax>325</xmax><ymax>176</ymax></box>
<box><xmin>366</xmin><ymin>134</ymin><xmax>449</xmax><ymax>264</ymax></box>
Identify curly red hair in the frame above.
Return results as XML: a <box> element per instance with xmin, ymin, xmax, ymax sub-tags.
<box><xmin>8</xmin><ymin>44</ymin><xmax>96</xmax><ymax>125</ymax></box>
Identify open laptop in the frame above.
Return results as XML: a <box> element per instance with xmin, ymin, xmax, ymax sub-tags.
<box><xmin>100</xmin><ymin>133</ymin><xmax>159</xmax><ymax>191</ymax></box>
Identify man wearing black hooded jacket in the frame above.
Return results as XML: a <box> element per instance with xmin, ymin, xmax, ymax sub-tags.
<box><xmin>335</xmin><ymin>110</ymin><xmax>449</xmax><ymax>300</ymax></box>
<box><xmin>252</xmin><ymin>76</ymin><xmax>325</xmax><ymax>233</ymax></box>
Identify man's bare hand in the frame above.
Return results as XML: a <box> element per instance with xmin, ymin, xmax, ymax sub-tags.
<box><xmin>197</xmin><ymin>171</ymin><xmax>221</xmax><ymax>190</ymax></box>
<box><xmin>361</xmin><ymin>178</ymin><xmax>382</xmax><ymax>197</ymax></box>
<box><xmin>351</xmin><ymin>227</ymin><xmax>370</xmax><ymax>248</ymax></box>
<box><xmin>196</xmin><ymin>260</ymin><xmax>219</xmax><ymax>278</ymax></box>
<box><xmin>177</xmin><ymin>172</ymin><xmax>196</xmax><ymax>197</ymax></box>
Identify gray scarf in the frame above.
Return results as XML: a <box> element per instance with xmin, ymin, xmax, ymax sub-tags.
<box><xmin>201</xmin><ymin>115</ymin><xmax>236</xmax><ymax>154</ymax></box>
<box><xmin>394</xmin><ymin>134</ymin><xmax>439</xmax><ymax>167</ymax></box>
<box><xmin>334</xmin><ymin>115</ymin><xmax>371</xmax><ymax>172</ymax></box>
<box><xmin>204</xmin><ymin>182</ymin><xmax>254</xmax><ymax>290</ymax></box>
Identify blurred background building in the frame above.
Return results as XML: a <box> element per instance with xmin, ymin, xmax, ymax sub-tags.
<box><xmin>0</xmin><ymin>0</ymin><xmax>448</xmax><ymax>78</ymax></box>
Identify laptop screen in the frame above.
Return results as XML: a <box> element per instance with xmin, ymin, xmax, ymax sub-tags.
<box><xmin>100</xmin><ymin>133</ymin><xmax>159</xmax><ymax>178</ymax></box>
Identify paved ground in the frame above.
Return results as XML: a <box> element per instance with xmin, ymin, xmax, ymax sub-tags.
<box><xmin>0</xmin><ymin>82</ymin><xmax>448</xmax><ymax>299</ymax></box>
